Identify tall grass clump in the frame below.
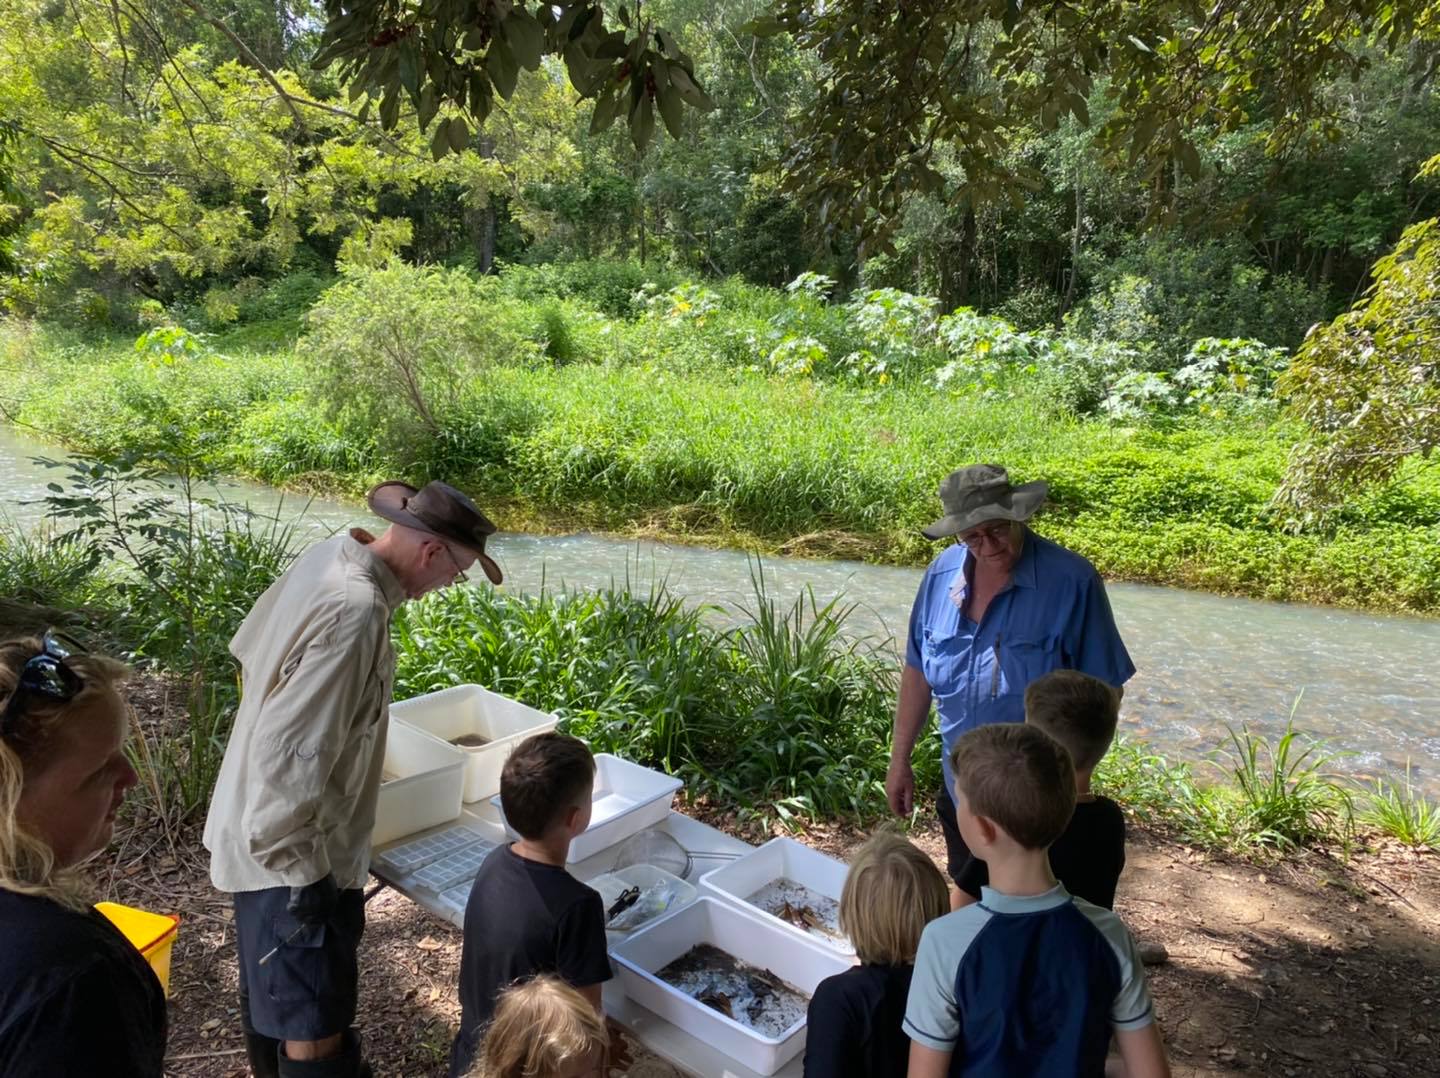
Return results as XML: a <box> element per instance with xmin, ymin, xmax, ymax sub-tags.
<box><xmin>1214</xmin><ymin>717</ymin><xmax>1354</xmax><ymax>853</ymax></box>
<box><xmin>393</xmin><ymin>570</ymin><xmax>940</xmax><ymax>823</ymax></box>
<box><xmin>1360</xmin><ymin>763</ymin><xmax>1440</xmax><ymax>849</ymax></box>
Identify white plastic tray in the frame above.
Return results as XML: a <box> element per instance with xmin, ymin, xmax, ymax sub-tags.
<box><xmin>390</xmin><ymin>684</ymin><xmax>557</xmax><ymax>802</ymax></box>
<box><xmin>700</xmin><ymin>837</ymin><xmax>853</xmax><ymax>956</ymax></box>
<box><xmin>610</xmin><ymin>897</ymin><xmax>850</xmax><ymax>1075</ymax></box>
<box><xmin>373</xmin><ymin>721</ymin><xmax>466</xmax><ymax>846</ymax></box>
<box><xmin>491</xmin><ymin>754</ymin><xmax>682</xmax><ymax>863</ymax></box>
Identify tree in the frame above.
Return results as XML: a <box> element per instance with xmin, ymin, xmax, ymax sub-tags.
<box><xmin>311</xmin><ymin>0</ymin><xmax>715</xmax><ymax>153</ymax></box>
<box><xmin>754</xmin><ymin>1</ymin><xmax>1440</xmax><ymax>246</ymax></box>
<box><xmin>1274</xmin><ymin>154</ymin><xmax>1440</xmax><ymax>519</ymax></box>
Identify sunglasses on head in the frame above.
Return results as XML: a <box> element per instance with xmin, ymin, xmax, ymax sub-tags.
<box><xmin>0</xmin><ymin>631</ymin><xmax>86</xmax><ymax>739</ymax></box>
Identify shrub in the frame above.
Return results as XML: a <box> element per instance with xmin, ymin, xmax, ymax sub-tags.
<box><xmin>304</xmin><ymin>260</ymin><xmax>540</xmax><ymax>469</ymax></box>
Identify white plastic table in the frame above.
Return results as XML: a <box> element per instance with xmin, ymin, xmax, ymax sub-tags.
<box><xmin>370</xmin><ymin>801</ymin><xmax>806</xmax><ymax>1078</ymax></box>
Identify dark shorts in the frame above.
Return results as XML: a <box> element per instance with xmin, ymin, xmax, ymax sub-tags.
<box><xmin>936</xmin><ymin>785</ymin><xmax>980</xmax><ymax>894</ymax></box>
<box><xmin>234</xmin><ymin>886</ymin><xmax>366</xmax><ymax>1041</ymax></box>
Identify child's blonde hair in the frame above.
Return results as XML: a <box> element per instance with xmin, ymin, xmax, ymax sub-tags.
<box><xmin>469</xmin><ymin>975</ymin><xmax>609</xmax><ymax>1078</ymax></box>
<box><xmin>839</xmin><ymin>831</ymin><xmax>948</xmax><ymax>966</ymax></box>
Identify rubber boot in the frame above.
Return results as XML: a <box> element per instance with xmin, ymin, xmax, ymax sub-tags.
<box><xmin>239</xmin><ymin>988</ymin><xmax>281</xmax><ymax>1078</ymax></box>
<box><xmin>277</xmin><ymin>1031</ymin><xmax>366</xmax><ymax>1078</ymax></box>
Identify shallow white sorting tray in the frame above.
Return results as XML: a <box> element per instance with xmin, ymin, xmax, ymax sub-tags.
<box><xmin>390</xmin><ymin>684</ymin><xmax>557</xmax><ymax>802</ymax></box>
<box><xmin>589</xmin><ymin>863</ymin><xmax>697</xmax><ymax>940</ymax></box>
<box><xmin>610</xmin><ymin>897</ymin><xmax>850</xmax><ymax>1076</ymax></box>
<box><xmin>373</xmin><ymin>721</ymin><xmax>466</xmax><ymax>846</ymax></box>
<box><xmin>491</xmin><ymin>753</ymin><xmax>682</xmax><ymax>863</ymax></box>
<box><xmin>700</xmin><ymin>836</ymin><xmax>854</xmax><ymax>956</ymax></box>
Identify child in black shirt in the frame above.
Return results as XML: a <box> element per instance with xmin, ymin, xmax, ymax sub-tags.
<box><xmin>803</xmin><ymin>831</ymin><xmax>949</xmax><ymax>1078</ymax></box>
<box><xmin>956</xmin><ymin>669</ymin><xmax>1126</xmax><ymax>908</ymax></box>
<box><xmin>449</xmin><ymin>734</ymin><xmax>613</xmax><ymax>1078</ymax></box>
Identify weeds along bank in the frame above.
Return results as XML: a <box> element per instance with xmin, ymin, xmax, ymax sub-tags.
<box><xmin>2</xmin><ymin>474</ymin><xmax>1436</xmax><ymax>859</ymax></box>
<box><xmin>5</xmin><ymin>259</ymin><xmax>1440</xmax><ymax>613</ymax></box>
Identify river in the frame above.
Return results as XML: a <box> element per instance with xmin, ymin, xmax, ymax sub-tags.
<box><xmin>3</xmin><ymin>425</ymin><xmax>1437</xmax><ymax>794</ymax></box>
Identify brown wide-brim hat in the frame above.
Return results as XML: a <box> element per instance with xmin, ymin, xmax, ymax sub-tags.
<box><xmin>921</xmin><ymin>464</ymin><xmax>1048</xmax><ymax>540</ymax></box>
<box><xmin>367</xmin><ymin>480</ymin><xmax>503</xmax><ymax>585</ymax></box>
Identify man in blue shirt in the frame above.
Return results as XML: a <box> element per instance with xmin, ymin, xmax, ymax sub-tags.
<box><xmin>885</xmin><ymin>464</ymin><xmax>1134</xmax><ymax>906</ymax></box>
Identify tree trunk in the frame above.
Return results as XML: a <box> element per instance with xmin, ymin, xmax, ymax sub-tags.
<box><xmin>1060</xmin><ymin>168</ymin><xmax>1084</xmax><ymax>321</ymax></box>
<box><xmin>469</xmin><ymin>135</ymin><xmax>497</xmax><ymax>273</ymax></box>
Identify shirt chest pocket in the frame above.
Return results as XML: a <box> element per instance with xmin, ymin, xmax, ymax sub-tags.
<box><xmin>991</xmin><ymin>632</ymin><xmax>1061</xmax><ymax>700</ymax></box>
<box><xmin>920</xmin><ymin>626</ymin><xmax>975</xmax><ymax>697</ymax></box>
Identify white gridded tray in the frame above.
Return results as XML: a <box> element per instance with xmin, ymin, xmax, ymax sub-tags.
<box><xmin>438</xmin><ymin>881</ymin><xmax>473</xmax><ymax>919</ymax></box>
<box><xmin>374</xmin><ymin>825</ymin><xmax>487</xmax><ymax>876</ymax></box>
<box><xmin>405</xmin><ymin>836</ymin><xmax>498</xmax><ymax>893</ymax></box>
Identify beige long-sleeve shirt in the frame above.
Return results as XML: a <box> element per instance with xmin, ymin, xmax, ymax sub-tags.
<box><xmin>204</xmin><ymin>531</ymin><xmax>406</xmax><ymax>893</ymax></box>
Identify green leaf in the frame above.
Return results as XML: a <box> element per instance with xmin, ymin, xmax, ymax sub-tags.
<box><xmin>501</xmin><ymin>10</ymin><xmax>545</xmax><ymax>71</ymax></box>
<box><xmin>655</xmin><ymin>28</ymin><xmax>681</xmax><ymax>59</ymax></box>
<box><xmin>739</xmin><ymin>15</ymin><xmax>783</xmax><ymax>37</ymax></box>
<box><xmin>630</xmin><ymin>92</ymin><xmax>655</xmax><ymax>151</ymax></box>
<box><xmin>595</xmin><ymin>32</ymin><xmax>629</xmax><ymax>61</ymax></box>
<box><xmin>656</xmin><ymin>80</ymin><xmax>683</xmax><ymax>139</ymax></box>
<box><xmin>398</xmin><ymin>43</ymin><xmax>421</xmax><ymax>98</ymax></box>
<box><xmin>448</xmin><ymin>115</ymin><xmax>469</xmax><ymax>152</ymax></box>
<box><xmin>379</xmin><ymin>87</ymin><xmax>401</xmax><ymax>130</ymax></box>
<box><xmin>1066</xmin><ymin>93</ymin><xmax>1090</xmax><ymax>127</ymax></box>
<box><xmin>430</xmin><ymin>117</ymin><xmax>452</xmax><ymax>160</ymax></box>
<box><xmin>487</xmin><ymin>39</ymin><xmax>520</xmax><ymax>99</ymax></box>
<box><xmin>590</xmin><ymin>90</ymin><xmax>621</xmax><ymax>135</ymax></box>
<box><xmin>417</xmin><ymin>84</ymin><xmax>440</xmax><ymax>130</ymax></box>
<box><xmin>667</xmin><ymin>63</ymin><xmax>713</xmax><ymax>110</ymax></box>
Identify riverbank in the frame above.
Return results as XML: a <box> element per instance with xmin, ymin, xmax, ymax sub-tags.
<box><xmin>5</xmin><ymin>311</ymin><xmax>1440</xmax><ymax>614</ymax></box>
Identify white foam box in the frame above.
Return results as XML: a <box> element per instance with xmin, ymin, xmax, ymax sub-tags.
<box><xmin>491</xmin><ymin>754</ymin><xmax>682</xmax><ymax>863</ymax></box>
<box><xmin>699</xmin><ymin>837</ymin><xmax>854</xmax><ymax>957</ymax></box>
<box><xmin>390</xmin><ymin>684</ymin><xmax>557</xmax><ymax>803</ymax></box>
<box><xmin>372</xmin><ymin>721</ymin><xmax>466</xmax><ymax>846</ymax></box>
<box><xmin>610</xmin><ymin>896</ymin><xmax>851</xmax><ymax>1076</ymax></box>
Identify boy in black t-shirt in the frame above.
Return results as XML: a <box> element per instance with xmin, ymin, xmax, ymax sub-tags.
<box><xmin>956</xmin><ymin>670</ymin><xmax>1126</xmax><ymax>908</ymax></box>
<box><xmin>448</xmin><ymin>733</ymin><xmax>613</xmax><ymax>1078</ymax></box>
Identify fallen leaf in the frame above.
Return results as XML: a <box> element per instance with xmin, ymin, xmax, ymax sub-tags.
<box><xmin>416</xmin><ymin>936</ymin><xmax>443</xmax><ymax>951</ymax></box>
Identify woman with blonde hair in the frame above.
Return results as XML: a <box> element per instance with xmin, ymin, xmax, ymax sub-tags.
<box><xmin>467</xmin><ymin>975</ymin><xmax>610</xmax><ymax>1078</ymax></box>
<box><xmin>0</xmin><ymin>633</ymin><xmax>166</xmax><ymax>1076</ymax></box>
<box><xmin>803</xmin><ymin>830</ymin><xmax>949</xmax><ymax>1078</ymax></box>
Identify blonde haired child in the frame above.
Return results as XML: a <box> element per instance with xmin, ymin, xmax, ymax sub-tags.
<box><xmin>803</xmin><ymin>831</ymin><xmax>949</xmax><ymax>1078</ymax></box>
<box><xmin>467</xmin><ymin>975</ymin><xmax>609</xmax><ymax>1078</ymax></box>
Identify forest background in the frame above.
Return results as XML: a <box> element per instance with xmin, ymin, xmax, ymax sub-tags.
<box><xmin>1</xmin><ymin>0</ymin><xmax>1439</xmax><ymax>617</ymax></box>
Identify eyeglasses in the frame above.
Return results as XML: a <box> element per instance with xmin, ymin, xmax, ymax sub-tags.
<box><xmin>440</xmin><ymin>544</ymin><xmax>469</xmax><ymax>584</ymax></box>
<box><xmin>956</xmin><ymin>523</ymin><xmax>1015</xmax><ymax>550</ymax></box>
<box><xmin>0</xmin><ymin>631</ymin><xmax>86</xmax><ymax>739</ymax></box>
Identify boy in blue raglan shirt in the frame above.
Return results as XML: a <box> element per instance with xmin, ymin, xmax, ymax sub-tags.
<box><xmin>904</xmin><ymin>723</ymin><xmax>1171</xmax><ymax>1078</ymax></box>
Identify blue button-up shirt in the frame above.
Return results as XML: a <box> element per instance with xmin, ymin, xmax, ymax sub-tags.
<box><xmin>905</xmin><ymin>531</ymin><xmax>1135</xmax><ymax>795</ymax></box>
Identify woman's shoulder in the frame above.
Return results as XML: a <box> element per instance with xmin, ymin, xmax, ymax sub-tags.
<box><xmin>0</xmin><ymin>890</ymin><xmax>142</xmax><ymax>987</ymax></box>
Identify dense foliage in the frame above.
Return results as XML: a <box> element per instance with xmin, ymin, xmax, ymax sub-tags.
<box><xmin>8</xmin><ymin>259</ymin><xmax>1439</xmax><ymax>612</ymax></box>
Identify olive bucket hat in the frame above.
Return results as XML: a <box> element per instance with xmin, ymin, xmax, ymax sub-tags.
<box><xmin>367</xmin><ymin>480</ymin><xmax>503</xmax><ymax>585</ymax></box>
<box><xmin>920</xmin><ymin>464</ymin><xmax>1048</xmax><ymax>540</ymax></box>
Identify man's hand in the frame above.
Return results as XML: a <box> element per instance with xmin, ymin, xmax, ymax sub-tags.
<box><xmin>287</xmin><ymin>874</ymin><xmax>339</xmax><ymax>925</ymax></box>
<box><xmin>886</xmin><ymin>756</ymin><xmax>915</xmax><ymax>816</ymax></box>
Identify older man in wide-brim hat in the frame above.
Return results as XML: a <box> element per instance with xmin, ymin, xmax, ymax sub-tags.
<box><xmin>205</xmin><ymin>480</ymin><xmax>502</xmax><ymax>1078</ymax></box>
<box><xmin>886</xmin><ymin>464</ymin><xmax>1134</xmax><ymax>907</ymax></box>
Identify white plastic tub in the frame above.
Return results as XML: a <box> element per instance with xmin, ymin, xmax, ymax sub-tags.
<box><xmin>390</xmin><ymin>684</ymin><xmax>557</xmax><ymax>803</ymax></box>
<box><xmin>491</xmin><ymin>754</ymin><xmax>682</xmax><ymax>863</ymax></box>
<box><xmin>700</xmin><ymin>837</ymin><xmax>853</xmax><ymax>956</ymax></box>
<box><xmin>610</xmin><ymin>897</ymin><xmax>850</xmax><ymax>1075</ymax></box>
<box><xmin>372</xmin><ymin>721</ymin><xmax>466</xmax><ymax>846</ymax></box>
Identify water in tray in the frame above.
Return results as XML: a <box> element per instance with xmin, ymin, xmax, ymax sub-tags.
<box><xmin>656</xmin><ymin>944</ymin><xmax>809</xmax><ymax>1039</ymax></box>
<box><xmin>745</xmin><ymin>878</ymin><xmax>845</xmax><ymax>946</ymax></box>
<box><xmin>449</xmin><ymin>733</ymin><xmax>491</xmax><ymax>749</ymax></box>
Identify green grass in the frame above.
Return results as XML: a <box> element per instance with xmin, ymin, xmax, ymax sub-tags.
<box><xmin>1360</xmin><ymin>763</ymin><xmax>1440</xmax><ymax>849</ymax></box>
<box><xmin>5</xmin><ymin>265</ymin><xmax>1440</xmax><ymax>614</ymax></box>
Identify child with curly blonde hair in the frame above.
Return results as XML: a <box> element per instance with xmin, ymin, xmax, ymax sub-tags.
<box><xmin>466</xmin><ymin>975</ymin><xmax>609</xmax><ymax>1078</ymax></box>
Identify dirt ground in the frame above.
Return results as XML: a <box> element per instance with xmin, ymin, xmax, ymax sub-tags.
<box><xmin>98</xmin><ymin>799</ymin><xmax>1440</xmax><ymax>1078</ymax></box>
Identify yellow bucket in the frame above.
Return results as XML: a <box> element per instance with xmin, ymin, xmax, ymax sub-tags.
<box><xmin>96</xmin><ymin>901</ymin><xmax>180</xmax><ymax>998</ymax></box>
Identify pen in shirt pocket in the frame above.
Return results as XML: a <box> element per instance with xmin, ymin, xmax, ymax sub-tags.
<box><xmin>990</xmin><ymin>635</ymin><xmax>1002</xmax><ymax>698</ymax></box>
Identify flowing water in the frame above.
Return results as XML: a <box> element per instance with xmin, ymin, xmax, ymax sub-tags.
<box><xmin>4</xmin><ymin>426</ymin><xmax>1438</xmax><ymax>794</ymax></box>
